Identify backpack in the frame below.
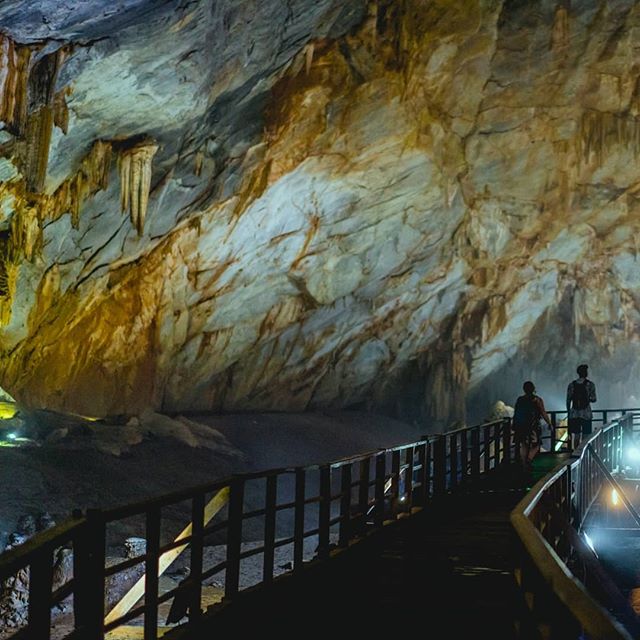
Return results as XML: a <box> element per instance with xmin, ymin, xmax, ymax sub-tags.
<box><xmin>513</xmin><ymin>395</ymin><xmax>538</xmax><ymax>429</ymax></box>
<box><xmin>572</xmin><ymin>380</ymin><xmax>590</xmax><ymax>410</ymax></box>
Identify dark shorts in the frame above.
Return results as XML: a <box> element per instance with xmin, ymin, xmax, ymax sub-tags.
<box><xmin>568</xmin><ymin>417</ymin><xmax>592</xmax><ymax>435</ymax></box>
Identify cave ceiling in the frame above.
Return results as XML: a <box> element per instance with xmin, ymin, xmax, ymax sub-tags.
<box><xmin>0</xmin><ymin>0</ymin><xmax>639</xmax><ymax>426</ymax></box>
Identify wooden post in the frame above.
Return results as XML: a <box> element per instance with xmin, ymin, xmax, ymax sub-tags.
<box><xmin>28</xmin><ymin>547</ymin><xmax>54</xmax><ymax>640</ymax></box>
<box><xmin>404</xmin><ymin>446</ymin><xmax>414</xmax><ymax>510</ymax></box>
<box><xmin>471</xmin><ymin>427</ymin><xmax>480</xmax><ymax>479</ymax></box>
<box><xmin>188</xmin><ymin>494</ymin><xmax>205</xmax><ymax>626</ymax></box>
<box><xmin>76</xmin><ymin>509</ymin><xmax>105</xmax><ymax>639</ymax></box>
<box><xmin>502</xmin><ymin>419</ymin><xmax>512</xmax><ymax>465</ymax></box>
<box><xmin>263</xmin><ymin>475</ymin><xmax>277</xmax><ymax>583</ymax></box>
<box><xmin>293</xmin><ymin>468</ymin><xmax>305</xmax><ymax>572</ymax></box>
<box><xmin>318</xmin><ymin>465</ymin><xmax>331</xmax><ymax>560</ymax></box>
<box><xmin>358</xmin><ymin>458</ymin><xmax>370</xmax><ymax>532</ymax></box>
<box><xmin>339</xmin><ymin>464</ymin><xmax>352</xmax><ymax>548</ymax></box>
<box><xmin>449</xmin><ymin>434</ymin><xmax>458</xmax><ymax>489</ymax></box>
<box><xmin>460</xmin><ymin>430</ymin><xmax>468</xmax><ymax>483</ymax></box>
<box><xmin>143</xmin><ymin>507</ymin><xmax>161</xmax><ymax>640</ymax></box>
<box><xmin>391</xmin><ymin>450</ymin><xmax>401</xmax><ymax>513</ymax></box>
<box><xmin>551</xmin><ymin>413</ymin><xmax>557</xmax><ymax>452</ymax></box>
<box><xmin>225</xmin><ymin>479</ymin><xmax>244</xmax><ymax>600</ymax></box>
<box><xmin>483</xmin><ymin>425</ymin><xmax>491</xmax><ymax>473</ymax></box>
<box><xmin>374</xmin><ymin>451</ymin><xmax>386</xmax><ymax>528</ymax></box>
<box><xmin>433</xmin><ymin>436</ymin><xmax>446</xmax><ymax>496</ymax></box>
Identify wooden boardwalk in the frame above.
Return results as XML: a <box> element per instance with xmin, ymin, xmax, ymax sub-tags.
<box><xmin>200</xmin><ymin>454</ymin><xmax>571</xmax><ymax>638</ymax></box>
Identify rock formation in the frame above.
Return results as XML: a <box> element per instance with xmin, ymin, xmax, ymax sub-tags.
<box><xmin>0</xmin><ymin>1</ymin><xmax>640</xmax><ymax>427</ymax></box>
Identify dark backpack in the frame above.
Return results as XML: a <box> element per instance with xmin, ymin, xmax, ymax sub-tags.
<box><xmin>572</xmin><ymin>380</ymin><xmax>590</xmax><ymax>410</ymax></box>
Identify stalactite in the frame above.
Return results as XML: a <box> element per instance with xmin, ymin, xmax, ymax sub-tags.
<box><xmin>550</xmin><ymin>4</ymin><xmax>570</xmax><ymax>52</ymax></box>
<box><xmin>21</xmin><ymin>48</ymin><xmax>67</xmax><ymax>193</ymax></box>
<box><xmin>193</xmin><ymin>150</ymin><xmax>204</xmax><ymax>176</ymax></box>
<box><xmin>0</xmin><ymin>33</ymin><xmax>30</xmax><ymax>134</ymax></box>
<box><xmin>304</xmin><ymin>43</ymin><xmax>315</xmax><ymax>75</ymax></box>
<box><xmin>45</xmin><ymin>139</ymin><xmax>112</xmax><ymax>227</ymax></box>
<box><xmin>53</xmin><ymin>89</ymin><xmax>69</xmax><ymax>135</ymax></box>
<box><xmin>577</xmin><ymin>110</ymin><xmax>640</xmax><ymax>168</ymax></box>
<box><xmin>118</xmin><ymin>139</ymin><xmax>158</xmax><ymax>236</ymax></box>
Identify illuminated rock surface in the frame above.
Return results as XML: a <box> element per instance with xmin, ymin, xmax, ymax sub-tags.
<box><xmin>1</xmin><ymin>1</ymin><xmax>640</xmax><ymax>426</ymax></box>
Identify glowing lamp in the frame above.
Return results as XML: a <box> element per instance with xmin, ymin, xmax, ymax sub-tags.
<box><xmin>6</xmin><ymin>433</ymin><xmax>17</xmax><ymax>440</ymax></box>
<box><xmin>611</xmin><ymin>488</ymin><xmax>619</xmax><ymax>506</ymax></box>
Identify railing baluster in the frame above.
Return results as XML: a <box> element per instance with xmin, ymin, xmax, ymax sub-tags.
<box><xmin>471</xmin><ymin>427</ymin><xmax>480</xmax><ymax>479</ymax></box>
<box><xmin>28</xmin><ymin>547</ymin><xmax>54</xmax><ymax>640</ymax></box>
<box><xmin>225</xmin><ymin>478</ymin><xmax>244</xmax><ymax>600</ymax></box>
<box><xmin>189</xmin><ymin>493</ymin><xmax>205</xmax><ymax>625</ymax></box>
<box><xmin>502</xmin><ymin>419</ymin><xmax>511</xmax><ymax>465</ymax></box>
<box><xmin>483</xmin><ymin>424</ymin><xmax>491</xmax><ymax>473</ymax></box>
<box><xmin>294</xmin><ymin>468</ymin><xmax>305</xmax><ymax>572</ymax></box>
<box><xmin>263</xmin><ymin>475</ymin><xmax>277</xmax><ymax>583</ymax></box>
<box><xmin>144</xmin><ymin>506</ymin><xmax>161</xmax><ymax>640</ymax></box>
<box><xmin>460</xmin><ymin>430</ymin><xmax>468</xmax><ymax>483</ymax></box>
<box><xmin>339</xmin><ymin>464</ymin><xmax>352</xmax><ymax>548</ymax></box>
<box><xmin>391</xmin><ymin>449</ymin><xmax>401</xmax><ymax>512</ymax></box>
<box><xmin>318</xmin><ymin>465</ymin><xmax>331</xmax><ymax>560</ymax></box>
<box><xmin>374</xmin><ymin>451</ymin><xmax>386</xmax><ymax>527</ymax></box>
<box><xmin>404</xmin><ymin>446</ymin><xmax>414</xmax><ymax>510</ymax></box>
<box><xmin>358</xmin><ymin>457</ymin><xmax>370</xmax><ymax>530</ymax></box>
<box><xmin>449</xmin><ymin>434</ymin><xmax>458</xmax><ymax>489</ymax></box>
<box><xmin>433</xmin><ymin>436</ymin><xmax>446</xmax><ymax>496</ymax></box>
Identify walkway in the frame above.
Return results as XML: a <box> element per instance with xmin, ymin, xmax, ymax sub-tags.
<box><xmin>200</xmin><ymin>453</ymin><xmax>570</xmax><ymax>638</ymax></box>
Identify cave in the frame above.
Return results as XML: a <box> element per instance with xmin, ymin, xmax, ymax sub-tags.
<box><xmin>1</xmin><ymin>1</ymin><xmax>640</xmax><ymax>638</ymax></box>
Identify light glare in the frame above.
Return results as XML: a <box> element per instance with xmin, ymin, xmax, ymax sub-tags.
<box><xmin>611</xmin><ymin>488</ymin><xmax>619</xmax><ymax>506</ymax></box>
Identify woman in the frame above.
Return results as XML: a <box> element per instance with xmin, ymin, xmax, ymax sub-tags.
<box><xmin>513</xmin><ymin>381</ymin><xmax>551</xmax><ymax>470</ymax></box>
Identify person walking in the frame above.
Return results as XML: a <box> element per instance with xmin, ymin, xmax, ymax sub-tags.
<box><xmin>513</xmin><ymin>381</ymin><xmax>551</xmax><ymax>471</ymax></box>
<box><xmin>567</xmin><ymin>364</ymin><xmax>597</xmax><ymax>451</ymax></box>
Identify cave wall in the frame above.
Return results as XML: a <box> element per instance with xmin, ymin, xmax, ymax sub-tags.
<box><xmin>1</xmin><ymin>0</ymin><xmax>640</xmax><ymax>427</ymax></box>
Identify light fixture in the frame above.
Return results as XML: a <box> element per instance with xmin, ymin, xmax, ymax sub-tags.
<box><xmin>611</xmin><ymin>488</ymin><xmax>619</xmax><ymax>506</ymax></box>
<box><xmin>7</xmin><ymin>433</ymin><xmax>17</xmax><ymax>440</ymax></box>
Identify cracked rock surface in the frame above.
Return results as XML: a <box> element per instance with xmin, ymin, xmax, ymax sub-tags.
<box><xmin>1</xmin><ymin>1</ymin><xmax>640</xmax><ymax>427</ymax></box>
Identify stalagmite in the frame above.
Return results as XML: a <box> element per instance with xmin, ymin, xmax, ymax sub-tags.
<box><xmin>118</xmin><ymin>139</ymin><xmax>159</xmax><ymax>235</ymax></box>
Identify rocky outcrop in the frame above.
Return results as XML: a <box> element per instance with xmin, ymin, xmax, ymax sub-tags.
<box><xmin>0</xmin><ymin>1</ymin><xmax>640</xmax><ymax>427</ymax></box>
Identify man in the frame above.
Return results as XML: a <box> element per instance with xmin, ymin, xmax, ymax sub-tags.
<box><xmin>566</xmin><ymin>364</ymin><xmax>597</xmax><ymax>451</ymax></box>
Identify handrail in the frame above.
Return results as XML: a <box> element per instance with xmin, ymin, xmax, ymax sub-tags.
<box><xmin>510</xmin><ymin>413</ymin><xmax>636</xmax><ymax>639</ymax></box>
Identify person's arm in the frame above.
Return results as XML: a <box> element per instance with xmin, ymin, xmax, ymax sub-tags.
<box><xmin>536</xmin><ymin>396</ymin><xmax>552</xmax><ymax>426</ymax></box>
<box><xmin>566</xmin><ymin>382</ymin><xmax>572</xmax><ymax>413</ymax></box>
<box><xmin>589</xmin><ymin>381</ymin><xmax>597</xmax><ymax>403</ymax></box>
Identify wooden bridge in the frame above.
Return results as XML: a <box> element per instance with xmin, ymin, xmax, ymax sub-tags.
<box><xmin>1</xmin><ymin>409</ymin><xmax>640</xmax><ymax>639</ymax></box>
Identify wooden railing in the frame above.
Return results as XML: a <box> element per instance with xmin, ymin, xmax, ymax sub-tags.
<box><xmin>0</xmin><ymin>418</ymin><xmax>512</xmax><ymax>640</ymax></box>
<box><xmin>545</xmin><ymin>408</ymin><xmax>640</xmax><ymax>452</ymax></box>
<box><xmin>511</xmin><ymin>413</ymin><xmax>639</xmax><ymax>639</ymax></box>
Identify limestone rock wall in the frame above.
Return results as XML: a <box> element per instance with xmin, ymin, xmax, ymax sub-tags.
<box><xmin>1</xmin><ymin>0</ymin><xmax>640</xmax><ymax>427</ymax></box>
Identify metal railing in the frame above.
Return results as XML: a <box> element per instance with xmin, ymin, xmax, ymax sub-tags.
<box><xmin>0</xmin><ymin>417</ymin><xmax>512</xmax><ymax>640</ymax></box>
<box><xmin>511</xmin><ymin>413</ymin><xmax>638</xmax><ymax>639</ymax></box>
